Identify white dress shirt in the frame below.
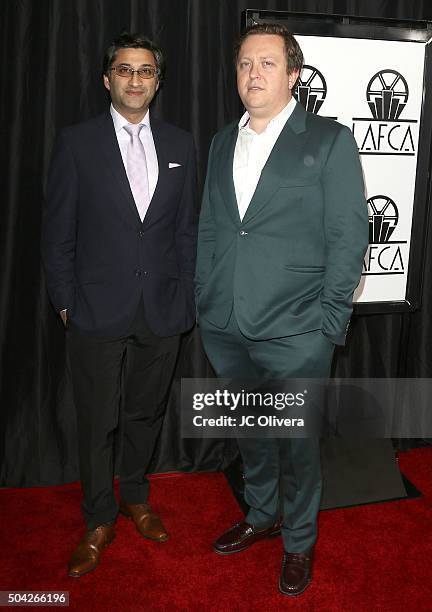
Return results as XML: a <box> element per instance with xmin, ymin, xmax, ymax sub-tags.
<box><xmin>110</xmin><ymin>104</ymin><xmax>159</xmax><ymax>200</ymax></box>
<box><xmin>233</xmin><ymin>97</ymin><xmax>297</xmax><ymax>221</ymax></box>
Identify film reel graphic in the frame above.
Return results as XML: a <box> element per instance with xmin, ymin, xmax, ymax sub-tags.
<box><xmin>366</xmin><ymin>70</ymin><xmax>409</xmax><ymax>120</ymax></box>
<box><xmin>293</xmin><ymin>65</ymin><xmax>327</xmax><ymax>114</ymax></box>
<box><xmin>367</xmin><ymin>195</ymin><xmax>399</xmax><ymax>243</ymax></box>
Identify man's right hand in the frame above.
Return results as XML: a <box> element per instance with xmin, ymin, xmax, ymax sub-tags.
<box><xmin>60</xmin><ymin>309</ymin><xmax>67</xmax><ymax>326</ymax></box>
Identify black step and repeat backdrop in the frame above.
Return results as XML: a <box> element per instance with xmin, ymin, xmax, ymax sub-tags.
<box><xmin>2</xmin><ymin>0</ymin><xmax>432</xmax><ymax>487</ymax></box>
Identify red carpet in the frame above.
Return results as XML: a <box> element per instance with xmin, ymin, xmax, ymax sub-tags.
<box><xmin>0</xmin><ymin>448</ymin><xmax>431</xmax><ymax>611</ymax></box>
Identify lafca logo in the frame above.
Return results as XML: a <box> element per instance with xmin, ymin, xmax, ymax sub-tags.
<box><xmin>294</xmin><ymin>65</ymin><xmax>327</xmax><ymax>114</ymax></box>
<box><xmin>352</xmin><ymin>69</ymin><xmax>418</xmax><ymax>156</ymax></box>
<box><xmin>363</xmin><ymin>195</ymin><xmax>407</xmax><ymax>275</ymax></box>
<box><xmin>366</xmin><ymin>70</ymin><xmax>408</xmax><ymax>120</ymax></box>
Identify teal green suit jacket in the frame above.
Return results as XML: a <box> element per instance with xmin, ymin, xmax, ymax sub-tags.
<box><xmin>195</xmin><ymin>103</ymin><xmax>369</xmax><ymax>345</ymax></box>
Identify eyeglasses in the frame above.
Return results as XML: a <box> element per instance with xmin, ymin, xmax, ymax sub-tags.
<box><xmin>110</xmin><ymin>65</ymin><xmax>157</xmax><ymax>79</ymax></box>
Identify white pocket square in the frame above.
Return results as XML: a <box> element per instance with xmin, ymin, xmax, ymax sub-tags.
<box><xmin>169</xmin><ymin>162</ymin><xmax>181</xmax><ymax>168</ymax></box>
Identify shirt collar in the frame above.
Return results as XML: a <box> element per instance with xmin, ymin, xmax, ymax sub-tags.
<box><xmin>238</xmin><ymin>97</ymin><xmax>297</xmax><ymax>134</ymax></box>
<box><xmin>110</xmin><ymin>103</ymin><xmax>151</xmax><ymax>133</ymax></box>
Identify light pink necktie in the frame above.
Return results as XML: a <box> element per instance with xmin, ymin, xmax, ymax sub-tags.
<box><xmin>124</xmin><ymin>123</ymin><xmax>150</xmax><ymax>221</ymax></box>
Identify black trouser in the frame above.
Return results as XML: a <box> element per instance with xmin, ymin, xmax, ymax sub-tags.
<box><xmin>67</xmin><ymin>302</ymin><xmax>180</xmax><ymax>529</ymax></box>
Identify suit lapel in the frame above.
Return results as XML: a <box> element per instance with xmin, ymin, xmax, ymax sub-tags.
<box><xmin>241</xmin><ymin>103</ymin><xmax>308</xmax><ymax>225</ymax></box>
<box><xmin>143</xmin><ymin>117</ymin><xmax>168</xmax><ymax>226</ymax></box>
<box><xmin>217</xmin><ymin>123</ymin><xmax>241</xmax><ymax>225</ymax></box>
<box><xmin>96</xmin><ymin>113</ymin><xmax>141</xmax><ymax>226</ymax></box>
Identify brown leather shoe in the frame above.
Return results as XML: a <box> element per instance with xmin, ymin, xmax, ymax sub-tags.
<box><xmin>279</xmin><ymin>551</ymin><xmax>313</xmax><ymax>596</ymax></box>
<box><xmin>119</xmin><ymin>501</ymin><xmax>169</xmax><ymax>542</ymax></box>
<box><xmin>213</xmin><ymin>520</ymin><xmax>280</xmax><ymax>555</ymax></box>
<box><xmin>67</xmin><ymin>524</ymin><xmax>115</xmax><ymax>578</ymax></box>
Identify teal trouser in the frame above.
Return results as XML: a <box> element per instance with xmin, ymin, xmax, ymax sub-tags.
<box><xmin>199</xmin><ymin>309</ymin><xmax>334</xmax><ymax>553</ymax></box>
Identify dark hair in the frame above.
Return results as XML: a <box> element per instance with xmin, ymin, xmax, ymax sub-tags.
<box><xmin>103</xmin><ymin>32</ymin><xmax>165</xmax><ymax>82</ymax></box>
<box><xmin>234</xmin><ymin>23</ymin><xmax>303</xmax><ymax>75</ymax></box>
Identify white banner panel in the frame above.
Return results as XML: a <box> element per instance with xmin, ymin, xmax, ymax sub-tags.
<box><xmin>294</xmin><ymin>35</ymin><xmax>425</xmax><ymax>303</ymax></box>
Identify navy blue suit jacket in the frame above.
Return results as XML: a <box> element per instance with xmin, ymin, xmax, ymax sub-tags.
<box><xmin>42</xmin><ymin>112</ymin><xmax>197</xmax><ymax>337</ymax></box>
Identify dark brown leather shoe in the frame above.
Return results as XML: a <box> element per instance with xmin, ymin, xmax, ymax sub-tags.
<box><xmin>119</xmin><ymin>501</ymin><xmax>169</xmax><ymax>542</ymax></box>
<box><xmin>279</xmin><ymin>551</ymin><xmax>313</xmax><ymax>596</ymax></box>
<box><xmin>213</xmin><ymin>520</ymin><xmax>280</xmax><ymax>555</ymax></box>
<box><xmin>67</xmin><ymin>524</ymin><xmax>115</xmax><ymax>578</ymax></box>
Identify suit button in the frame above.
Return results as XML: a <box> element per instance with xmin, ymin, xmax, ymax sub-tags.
<box><xmin>239</xmin><ymin>230</ymin><xmax>248</xmax><ymax>236</ymax></box>
<box><xmin>134</xmin><ymin>270</ymin><xmax>141</xmax><ymax>277</ymax></box>
<box><xmin>139</xmin><ymin>231</ymin><xmax>144</xmax><ymax>237</ymax></box>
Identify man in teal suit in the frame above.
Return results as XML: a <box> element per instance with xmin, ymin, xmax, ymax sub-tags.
<box><xmin>195</xmin><ymin>24</ymin><xmax>368</xmax><ymax>596</ymax></box>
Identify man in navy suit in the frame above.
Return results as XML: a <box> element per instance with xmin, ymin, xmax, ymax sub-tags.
<box><xmin>42</xmin><ymin>32</ymin><xmax>197</xmax><ymax>577</ymax></box>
